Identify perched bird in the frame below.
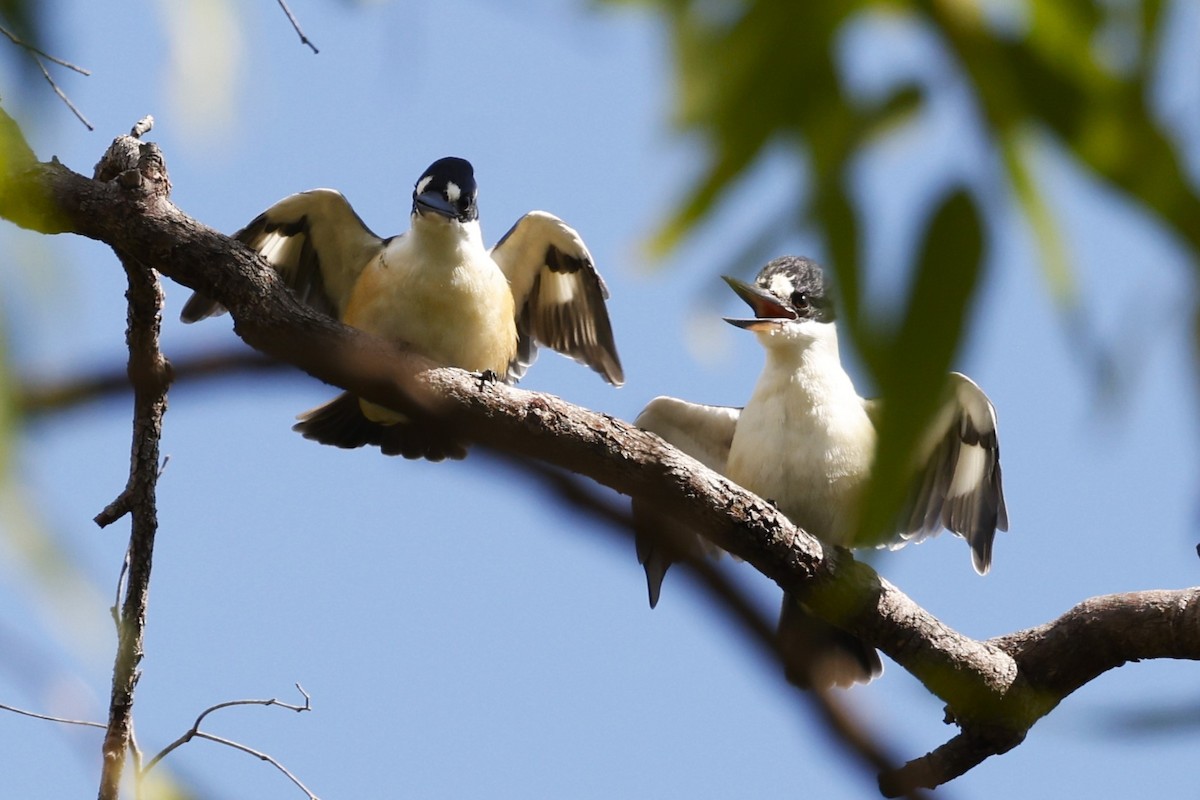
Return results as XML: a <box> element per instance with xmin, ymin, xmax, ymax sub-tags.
<box><xmin>182</xmin><ymin>156</ymin><xmax>624</xmax><ymax>459</ymax></box>
<box><xmin>635</xmin><ymin>255</ymin><xmax>1007</xmax><ymax>687</ymax></box>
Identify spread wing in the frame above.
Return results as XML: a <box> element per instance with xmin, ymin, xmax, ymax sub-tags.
<box><xmin>633</xmin><ymin>397</ymin><xmax>740</xmax><ymax>607</ymax></box>
<box><xmin>869</xmin><ymin>372</ymin><xmax>1008</xmax><ymax>574</ymax></box>
<box><xmin>490</xmin><ymin>211</ymin><xmax>623</xmax><ymax>386</ymax></box>
<box><xmin>180</xmin><ymin>189</ymin><xmax>385</xmax><ymax>323</ymax></box>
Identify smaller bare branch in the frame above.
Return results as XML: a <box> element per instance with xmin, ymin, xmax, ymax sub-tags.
<box><xmin>95</xmin><ymin>490</ymin><xmax>133</xmax><ymax>528</ymax></box>
<box><xmin>130</xmin><ymin>116</ymin><xmax>154</xmax><ymax>138</ymax></box>
<box><xmin>142</xmin><ymin>684</ymin><xmax>315</xmax><ymax>798</ymax></box>
<box><xmin>33</xmin><ymin>55</ymin><xmax>93</xmax><ymax>131</ymax></box>
<box><xmin>110</xmin><ymin>549</ymin><xmax>131</xmax><ymax>628</ymax></box>
<box><xmin>274</xmin><ymin>0</ymin><xmax>319</xmax><ymax>54</ymax></box>
<box><xmin>879</xmin><ymin>730</ymin><xmax>1022</xmax><ymax>798</ymax></box>
<box><xmin>98</xmin><ymin>254</ymin><xmax>172</xmax><ymax>800</ymax></box>
<box><xmin>16</xmin><ymin>349</ymin><xmax>286</xmax><ymax>417</ymax></box>
<box><xmin>191</xmin><ymin>731</ymin><xmax>320</xmax><ymax>799</ymax></box>
<box><xmin>128</xmin><ymin>722</ymin><xmax>143</xmax><ymax>781</ymax></box>
<box><xmin>188</xmin><ymin>686</ymin><xmax>312</xmax><ymax>733</ymax></box>
<box><xmin>0</xmin><ymin>23</ymin><xmax>91</xmax><ymax>74</ymax></box>
<box><xmin>0</xmin><ymin>701</ymin><xmax>106</xmax><ymax>729</ymax></box>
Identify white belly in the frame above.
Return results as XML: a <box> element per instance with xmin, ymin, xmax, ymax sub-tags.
<box><xmin>726</xmin><ymin>367</ymin><xmax>875</xmax><ymax>545</ymax></box>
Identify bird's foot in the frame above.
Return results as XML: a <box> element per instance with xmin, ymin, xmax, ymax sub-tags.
<box><xmin>476</xmin><ymin>369</ymin><xmax>500</xmax><ymax>391</ymax></box>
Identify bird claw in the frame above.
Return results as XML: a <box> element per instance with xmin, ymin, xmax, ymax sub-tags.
<box><xmin>476</xmin><ymin>369</ymin><xmax>500</xmax><ymax>391</ymax></box>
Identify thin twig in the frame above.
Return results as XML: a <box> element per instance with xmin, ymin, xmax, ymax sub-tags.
<box><xmin>141</xmin><ymin>684</ymin><xmax>314</xmax><ymax>797</ymax></box>
<box><xmin>110</xmin><ymin>548</ymin><xmax>131</xmax><ymax>628</ymax></box>
<box><xmin>0</xmin><ymin>702</ymin><xmax>106</xmax><ymax>729</ymax></box>
<box><xmin>128</xmin><ymin>722</ymin><xmax>143</xmax><ymax>783</ymax></box>
<box><xmin>0</xmin><ymin>23</ymin><xmax>93</xmax><ymax>128</ymax></box>
<box><xmin>33</xmin><ymin>54</ymin><xmax>94</xmax><ymax>130</ymax></box>
<box><xmin>192</xmin><ymin>731</ymin><xmax>320</xmax><ymax>799</ymax></box>
<box><xmin>274</xmin><ymin>0</ymin><xmax>319</xmax><ymax>54</ymax></box>
<box><xmin>0</xmin><ymin>23</ymin><xmax>91</xmax><ymax>74</ymax></box>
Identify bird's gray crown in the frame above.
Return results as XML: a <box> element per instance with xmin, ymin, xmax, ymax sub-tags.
<box><xmin>755</xmin><ymin>255</ymin><xmax>836</xmax><ymax>323</ymax></box>
<box><xmin>412</xmin><ymin>156</ymin><xmax>479</xmax><ymax>222</ymax></box>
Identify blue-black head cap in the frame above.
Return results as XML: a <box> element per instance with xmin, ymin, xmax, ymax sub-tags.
<box><xmin>412</xmin><ymin>156</ymin><xmax>479</xmax><ymax>222</ymax></box>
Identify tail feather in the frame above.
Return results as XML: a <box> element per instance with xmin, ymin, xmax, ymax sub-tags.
<box><xmin>778</xmin><ymin>593</ymin><xmax>883</xmax><ymax>689</ymax></box>
<box><xmin>293</xmin><ymin>392</ymin><xmax>467</xmax><ymax>461</ymax></box>
<box><xmin>633</xmin><ymin>501</ymin><xmax>723</xmax><ymax>609</ymax></box>
<box><xmin>180</xmin><ymin>292</ymin><xmax>227</xmax><ymax>323</ymax></box>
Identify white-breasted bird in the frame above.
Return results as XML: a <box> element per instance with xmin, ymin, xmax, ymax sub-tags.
<box><xmin>182</xmin><ymin>156</ymin><xmax>624</xmax><ymax>460</ymax></box>
<box><xmin>634</xmin><ymin>255</ymin><xmax>1007</xmax><ymax>687</ymax></box>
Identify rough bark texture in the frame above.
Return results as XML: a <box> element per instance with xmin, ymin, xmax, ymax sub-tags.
<box><xmin>2</xmin><ymin>115</ymin><xmax>1198</xmax><ymax>796</ymax></box>
<box><xmin>84</xmin><ymin>128</ymin><xmax>175</xmax><ymax>800</ymax></box>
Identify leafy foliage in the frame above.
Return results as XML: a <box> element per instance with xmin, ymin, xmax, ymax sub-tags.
<box><xmin>615</xmin><ymin>0</ymin><xmax>1198</xmax><ymax>540</ymax></box>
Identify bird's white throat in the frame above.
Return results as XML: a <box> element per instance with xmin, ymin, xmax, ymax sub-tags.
<box><xmin>726</xmin><ymin>320</ymin><xmax>876</xmax><ymax>543</ymax></box>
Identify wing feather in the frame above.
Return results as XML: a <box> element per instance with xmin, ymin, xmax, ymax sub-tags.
<box><xmin>490</xmin><ymin>211</ymin><xmax>623</xmax><ymax>385</ymax></box>
<box><xmin>633</xmin><ymin>397</ymin><xmax>740</xmax><ymax>607</ymax></box>
<box><xmin>892</xmin><ymin>372</ymin><xmax>1008</xmax><ymax>573</ymax></box>
<box><xmin>181</xmin><ymin>189</ymin><xmax>384</xmax><ymax>322</ymax></box>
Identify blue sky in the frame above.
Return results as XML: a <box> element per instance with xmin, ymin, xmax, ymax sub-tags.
<box><xmin>1</xmin><ymin>1</ymin><xmax>1198</xmax><ymax>797</ymax></box>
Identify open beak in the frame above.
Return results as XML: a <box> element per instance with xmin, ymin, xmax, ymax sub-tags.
<box><xmin>722</xmin><ymin>275</ymin><xmax>795</xmax><ymax>331</ymax></box>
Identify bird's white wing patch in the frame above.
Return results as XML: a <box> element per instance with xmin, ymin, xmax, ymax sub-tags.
<box><xmin>633</xmin><ymin>396</ymin><xmax>740</xmax><ymax>608</ymax></box>
<box><xmin>537</xmin><ymin>270</ymin><xmax>576</xmax><ymax>305</ymax></box>
<box><xmin>948</xmin><ymin>442</ymin><xmax>987</xmax><ymax>499</ymax></box>
<box><xmin>181</xmin><ymin>188</ymin><xmax>385</xmax><ymax>322</ymax></box>
<box><xmin>636</xmin><ymin>396</ymin><xmax>740</xmax><ymax>473</ymax></box>
<box><xmin>490</xmin><ymin>210</ymin><xmax>623</xmax><ymax>386</ymax></box>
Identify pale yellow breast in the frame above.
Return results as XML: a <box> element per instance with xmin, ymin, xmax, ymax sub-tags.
<box><xmin>344</xmin><ymin>240</ymin><xmax>517</xmax><ymax>373</ymax></box>
<box><xmin>341</xmin><ymin>235</ymin><xmax>518</xmax><ymax>423</ymax></box>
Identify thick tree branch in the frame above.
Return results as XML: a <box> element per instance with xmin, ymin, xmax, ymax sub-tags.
<box><xmin>2</xmin><ymin>115</ymin><xmax>1197</xmax><ymax>795</ymax></box>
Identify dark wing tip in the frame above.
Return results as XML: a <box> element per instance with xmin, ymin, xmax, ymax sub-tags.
<box><xmin>597</xmin><ymin>349</ymin><xmax>625</xmax><ymax>386</ymax></box>
<box><xmin>179</xmin><ymin>292</ymin><xmax>227</xmax><ymax>323</ymax></box>
<box><xmin>970</xmin><ymin>533</ymin><xmax>994</xmax><ymax>575</ymax></box>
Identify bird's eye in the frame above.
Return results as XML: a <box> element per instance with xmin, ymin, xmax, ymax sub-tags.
<box><xmin>790</xmin><ymin>291</ymin><xmax>809</xmax><ymax>310</ymax></box>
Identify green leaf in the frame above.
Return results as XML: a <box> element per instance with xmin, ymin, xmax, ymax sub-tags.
<box><xmin>855</xmin><ymin>189</ymin><xmax>984</xmax><ymax>545</ymax></box>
